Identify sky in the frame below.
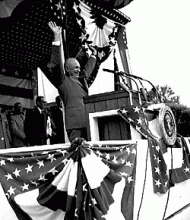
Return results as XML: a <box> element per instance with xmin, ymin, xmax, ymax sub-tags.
<box><xmin>120</xmin><ymin>0</ymin><xmax>190</xmax><ymax>106</ymax></box>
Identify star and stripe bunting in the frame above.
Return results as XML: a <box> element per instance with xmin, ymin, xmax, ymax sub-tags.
<box><xmin>0</xmin><ymin>68</ymin><xmax>37</xmax><ymax>109</ymax></box>
<box><xmin>0</xmin><ymin>0</ymin><xmax>130</xmax><ymax>107</ymax></box>
<box><xmin>117</xmin><ymin>105</ymin><xmax>169</xmax><ymax>193</ymax></box>
<box><xmin>0</xmin><ymin>141</ymin><xmax>137</xmax><ymax>220</ymax></box>
<box><xmin>169</xmin><ymin>137</ymin><xmax>190</xmax><ymax>184</ymax></box>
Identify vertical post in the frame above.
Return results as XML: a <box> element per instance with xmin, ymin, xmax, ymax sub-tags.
<box><xmin>113</xmin><ymin>49</ymin><xmax>120</xmax><ymax>91</ymax></box>
<box><xmin>117</xmin><ymin>26</ymin><xmax>132</xmax><ymax>88</ymax></box>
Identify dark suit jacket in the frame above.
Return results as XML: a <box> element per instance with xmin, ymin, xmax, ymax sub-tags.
<box><xmin>40</xmin><ymin>46</ymin><xmax>97</xmax><ymax>130</ymax></box>
<box><xmin>9</xmin><ymin>114</ymin><xmax>26</xmax><ymax>148</ymax></box>
<box><xmin>51</xmin><ymin>107</ymin><xmax>65</xmax><ymax>144</ymax></box>
<box><xmin>0</xmin><ymin>113</ymin><xmax>12</xmax><ymax>149</ymax></box>
<box><xmin>25</xmin><ymin>108</ymin><xmax>48</xmax><ymax>146</ymax></box>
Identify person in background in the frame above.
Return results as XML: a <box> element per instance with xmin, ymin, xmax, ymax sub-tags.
<box><xmin>25</xmin><ymin>96</ymin><xmax>52</xmax><ymax>146</ymax></box>
<box><xmin>0</xmin><ymin>106</ymin><xmax>12</xmax><ymax>149</ymax></box>
<box><xmin>51</xmin><ymin>95</ymin><xmax>65</xmax><ymax>144</ymax></box>
<box><xmin>41</xmin><ymin>21</ymin><xmax>97</xmax><ymax>142</ymax></box>
<box><xmin>9</xmin><ymin>102</ymin><xmax>27</xmax><ymax>148</ymax></box>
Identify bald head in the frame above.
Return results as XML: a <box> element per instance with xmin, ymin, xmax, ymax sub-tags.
<box><xmin>65</xmin><ymin>58</ymin><xmax>80</xmax><ymax>77</ymax></box>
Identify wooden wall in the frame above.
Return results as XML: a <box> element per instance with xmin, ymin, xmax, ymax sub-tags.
<box><xmin>84</xmin><ymin>91</ymin><xmax>140</xmax><ymax>141</ymax></box>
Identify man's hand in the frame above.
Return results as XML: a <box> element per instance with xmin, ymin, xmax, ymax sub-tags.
<box><xmin>48</xmin><ymin>21</ymin><xmax>62</xmax><ymax>35</ymax></box>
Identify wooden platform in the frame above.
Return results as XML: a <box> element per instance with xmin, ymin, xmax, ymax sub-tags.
<box><xmin>84</xmin><ymin>90</ymin><xmax>141</xmax><ymax>141</ymax></box>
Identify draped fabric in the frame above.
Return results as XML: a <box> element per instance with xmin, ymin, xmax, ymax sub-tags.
<box><xmin>0</xmin><ymin>0</ymin><xmax>130</xmax><ymax>99</ymax></box>
<box><xmin>0</xmin><ymin>140</ymin><xmax>137</xmax><ymax>220</ymax></box>
<box><xmin>0</xmin><ymin>0</ymin><xmax>23</xmax><ymax>18</ymax></box>
<box><xmin>0</xmin><ymin>69</ymin><xmax>37</xmax><ymax>109</ymax></box>
<box><xmin>82</xmin><ymin>0</ymin><xmax>134</xmax><ymax>10</ymax></box>
<box><xmin>169</xmin><ymin>137</ymin><xmax>190</xmax><ymax>184</ymax></box>
<box><xmin>117</xmin><ymin>105</ymin><xmax>169</xmax><ymax>193</ymax></box>
<box><xmin>58</xmin><ymin>0</ymin><xmax>130</xmax><ymax>86</ymax></box>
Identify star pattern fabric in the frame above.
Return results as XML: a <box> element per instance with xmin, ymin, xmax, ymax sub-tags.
<box><xmin>0</xmin><ymin>142</ymin><xmax>137</xmax><ymax>220</ymax></box>
<box><xmin>169</xmin><ymin>137</ymin><xmax>190</xmax><ymax>184</ymax></box>
<box><xmin>117</xmin><ymin>105</ymin><xmax>169</xmax><ymax>193</ymax></box>
<box><xmin>0</xmin><ymin>0</ymin><xmax>130</xmax><ymax>104</ymax></box>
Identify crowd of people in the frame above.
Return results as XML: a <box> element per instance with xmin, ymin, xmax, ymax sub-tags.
<box><xmin>0</xmin><ymin>21</ymin><xmax>97</xmax><ymax>149</ymax></box>
<box><xmin>0</xmin><ymin>95</ymin><xmax>66</xmax><ymax>149</ymax></box>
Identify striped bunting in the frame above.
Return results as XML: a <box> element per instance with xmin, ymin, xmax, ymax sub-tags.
<box><xmin>0</xmin><ymin>140</ymin><xmax>137</xmax><ymax>219</ymax></box>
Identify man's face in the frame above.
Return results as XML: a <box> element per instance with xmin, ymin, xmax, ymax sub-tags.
<box><xmin>37</xmin><ymin>97</ymin><xmax>47</xmax><ymax>110</ymax></box>
<box><xmin>15</xmin><ymin>103</ymin><xmax>23</xmax><ymax>114</ymax></box>
<box><xmin>66</xmin><ymin>59</ymin><xmax>80</xmax><ymax>77</ymax></box>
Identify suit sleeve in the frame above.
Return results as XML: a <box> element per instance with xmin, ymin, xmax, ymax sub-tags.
<box><xmin>9</xmin><ymin>116</ymin><xmax>26</xmax><ymax>140</ymax></box>
<box><xmin>82</xmin><ymin>56</ymin><xmax>97</xmax><ymax>79</ymax></box>
<box><xmin>39</xmin><ymin>45</ymin><xmax>65</xmax><ymax>88</ymax></box>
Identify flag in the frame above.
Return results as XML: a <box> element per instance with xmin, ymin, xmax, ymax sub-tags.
<box><xmin>113</xmin><ymin>0</ymin><xmax>134</xmax><ymax>9</ymax></box>
<box><xmin>0</xmin><ymin>0</ymin><xmax>130</xmax><ymax>98</ymax></box>
<box><xmin>113</xmin><ymin>49</ymin><xmax>120</xmax><ymax>91</ymax></box>
<box><xmin>116</xmin><ymin>26</ymin><xmax>128</xmax><ymax>50</ymax></box>
<box><xmin>148</xmin><ymin>138</ymin><xmax>169</xmax><ymax>193</ymax></box>
<box><xmin>0</xmin><ymin>140</ymin><xmax>137</xmax><ymax>220</ymax></box>
<box><xmin>63</xmin><ymin>0</ymin><xmax>130</xmax><ymax>86</ymax></box>
<box><xmin>91</xmin><ymin>142</ymin><xmax>137</xmax><ymax>220</ymax></box>
<box><xmin>0</xmin><ymin>68</ymin><xmax>36</xmax><ymax>109</ymax></box>
<box><xmin>117</xmin><ymin>105</ymin><xmax>156</xmax><ymax>139</ymax></box>
<box><xmin>118</xmin><ymin>106</ymin><xmax>169</xmax><ymax>193</ymax></box>
<box><xmin>169</xmin><ymin>137</ymin><xmax>190</xmax><ymax>184</ymax></box>
<box><xmin>82</xmin><ymin>0</ymin><xmax>133</xmax><ymax>10</ymax></box>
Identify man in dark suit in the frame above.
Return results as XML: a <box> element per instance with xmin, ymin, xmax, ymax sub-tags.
<box><xmin>0</xmin><ymin>107</ymin><xmax>12</xmax><ymax>149</ymax></box>
<box><xmin>25</xmin><ymin>96</ymin><xmax>50</xmax><ymax>146</ymax></box>
<box><xmin>51</xmin><ymin>95</ymin><xmax>65</xmax><ymax>144</ymax></box>
<box><xmin>9</xmin><ymin>102</ymin><xmax>27</xmax><ymax>148</ymax></box>
<box><xmin>41</xmin><ymin>21</ymin><xmax>97</xmax><ymax>142</ymax></box>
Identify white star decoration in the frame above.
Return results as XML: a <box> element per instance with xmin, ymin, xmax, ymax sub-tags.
<box><xmin>132</xmin><ymin>149</ymin><xmax>137</xmax><ymax>155</ymax></box>
<box><xmin>98</xmin><ymin>51</ymin><xmax>104</xmax><ymax>60</ymax></box>
<box><xmin>48</xmin><ymin>167</ymin><xmax>58</xmax><ymax>175</ymax></box>
<box><xmin>55</xmin><ymin>2</ymin><xmax>61</xmax><ymax>10</ymax></box>
<box><xmin>136</xmin><ymin>126</ymin><xmax>141</xmax><ymax>132</ymax></box>
<box><xmin>133</xmin><ymin>106</ymin><xmax>140</xmax><ymax>113</ymax></box>
<box><xmin>137</xmin><ymin>118</ymin><xmax>142</xmax><ymax>124</ymax></box>
<box><xmin>155</xmin><ymin>167</ymin><xmax>160</xmax><ymax>174</ymax></box>
<box><xmin>80</xmin><ymin>32</ymin><xmax>87</xmax><ymax>41</ymax></box>
<box><xmin>121</xmin><ymin>109</ymin><xmax>128</xmax><ymax>114</ymax></box>
<box><xmin>73</xmin><ymin>2</ymin><xmax>79</xmax><ymax>13</ymax></box>
<box><xmin>120</xmin><ymin>172</ymin><xmax>128</xmax><ymax>177</ymax></box>
<box><xmin>47</xmin><ymin>154</ymin><xmax>56</xmax><ymax>163</ymax></box>
<box><xmin>5</xmin><ymin>173</ymin><xmax>13</xmax><ymax>181</ymax></box>
<box><xmin>121</xmin><ymin>158</ymin><xmax>125</xmax><ymax>164</ymax></box>
<box><xmin>155</xmin><ymin>179</ymin><xmax>161</xmax><ymax>187</ymax></box>
<box><xmin>0</xmin><ymin>159</ymin><xmax>6</xmax><ymax>166</ymax></box>
<box><xmin>83</xmin><ymin>183</ymin><xmax>88</xmax><ymax>191</ymax></box>
<box><xmin>13</xmin><ymin>168</ymin><xmax>21</xmax><ymax>177</ymax></box>
<box><xmin>7</xmin><ymin>158</ymin><xmax>14</xmax><ymax>163</ymax></box>
<box><xmin>127</xmin><ymin>176</ymin><xmax>133</xmax><ymax>183</ymax></box>
<box><xmin>155</xmin><ymin>145</ymin><xmax>160</xmax><ymax>152</ymax></box>
<box><xmin>91</xmin><ymin>198</ymin><xmax>97</xmax><ymax>205</ymax></box>
<box><xmin>126</xmin><ymin>161</ymin><xmax>133</xmax><ymax>167</ymax></box>
<box><xmin>37</xmin><ymin>160</ymin><xmax>44</xmax><ymax>168</ymax></box>
<box><xmin>38</xmin><ymin>174</ymin><xmax>47</xmax><ymax>182</ymax></box>
<box><xmin>25</xmin><ymin>164</ymin><xmax>33</xmax><ymax>173</ymax></box>
<box><xmin>30</xmin><ymin>180</ymin><xmax>39</xmax><ymax>187</ymax></box>
<box><xmin>21</xmin><ymin>183</ymin><xmax>29</xmax><ymax>191</ymax></box>
<box><xmin>105</xmin><ymin>153</ymin><xmax>110</xmax><ymax>160</ymax></box>
<box><xmin>184</xmin><ymin>167</ymin><xmax>190</xmax><ymax>172</ymax></box>
<box><xmin>62</xmin><ymin>158</ymin><xmax>69</xmax><ymax>165</ymax></box>
<box><xmin>126</xmin><ymin>148</ymin><xmax>131</xmax><ymax>154</ymax></box>
<box><xmin>112</xmin><ymin>155</ymin><xmax>118</xmax><ymax>163</ymax></box>
<box><xmin>96</xmin><ymin>151</ymin><xmax>103</xmax><ymax>157</ymax></box>
<box><xmin>8</xmin><ymin>186</ymin><xmax>16</xmax><ymax>196</ymax></box>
